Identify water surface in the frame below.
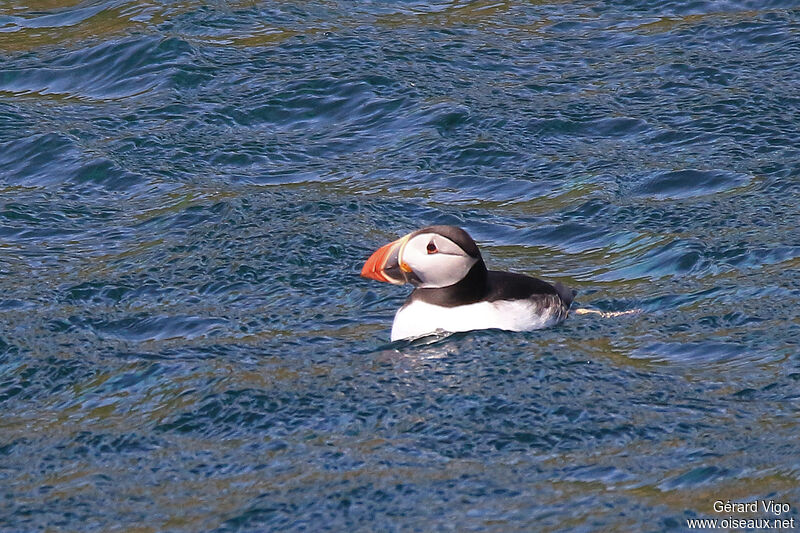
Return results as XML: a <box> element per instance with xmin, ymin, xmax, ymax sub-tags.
<box><xmin>1</xmin><ymin>1</ymin><xmax>799</xmax><ymax>531</ymax></box>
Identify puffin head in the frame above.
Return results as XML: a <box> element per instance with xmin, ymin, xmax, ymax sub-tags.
<box><xmin>361</xmin><ymin>225</ymin><xmax>482</xmax><ymax>288</ymax></box>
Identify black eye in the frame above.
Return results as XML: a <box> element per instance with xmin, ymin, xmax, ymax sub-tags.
<box><xmin>427</xmin><ymin>241</ymin><xmax>437</xmax><ymax>254</ymax></box>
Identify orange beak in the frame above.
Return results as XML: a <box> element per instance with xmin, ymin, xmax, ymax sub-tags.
<box><xmin>361</xmin><ymin>234</ymin><xmax>412</xmax><ymax>285</ymax></box>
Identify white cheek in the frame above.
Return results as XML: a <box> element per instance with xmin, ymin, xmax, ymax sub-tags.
<box><xmin>420</xmin><ymin>255</ymin><xmax>473</xmax><ymax>287</ymax></box>
<box><xmin>404</xmin><ymin>252</ymin><xmax>476</xmax><ymax>288</ymax></box>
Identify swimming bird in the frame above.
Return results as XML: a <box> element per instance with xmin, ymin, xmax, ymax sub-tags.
<box><xmin>361</xmin><ymin>225</ymin><xmax>576</xmax><ymax>341</ymax></box>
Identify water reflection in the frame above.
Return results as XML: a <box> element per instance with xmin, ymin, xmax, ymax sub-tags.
<box><xmin>2</xmin><ymin>0</ymin><xmax>799</xmax><ymax>530</ymax></box>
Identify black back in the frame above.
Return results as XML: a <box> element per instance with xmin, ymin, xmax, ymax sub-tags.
<box><xmin>484</xmin><ymin>270</ymin><xmax>558</xmax><ymax>302</ymax></box>
<box><xmin>406</xmin><ymin>263</ymin><xmax>575</xmax><ymax>309</ymax></box>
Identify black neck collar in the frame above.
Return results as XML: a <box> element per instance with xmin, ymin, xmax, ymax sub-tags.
<box><xmin>407</xmin><ymin>259</ymin><xmax>488</xmax><ymax>307</ymax></box>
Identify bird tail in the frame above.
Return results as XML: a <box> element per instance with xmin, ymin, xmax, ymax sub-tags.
<box><xmin>553</xmin><ymin>282</ymin><xmax>577</xmax><ymax>309</ymax></box>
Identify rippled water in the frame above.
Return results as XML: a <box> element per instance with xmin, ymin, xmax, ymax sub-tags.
<box><xmin>2</xmin><ymin>1</ymin><xmax>800</xmax><ymax>531</ymax></box>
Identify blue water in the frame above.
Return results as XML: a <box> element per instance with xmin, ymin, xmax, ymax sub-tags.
<box><xmin>1</xmin><ymin>1</ymin><xmax>800</xmax><ymax>531</ymax></box>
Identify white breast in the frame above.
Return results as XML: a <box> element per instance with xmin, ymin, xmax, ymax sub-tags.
<box><xmin>390</xmin><ymin>299</ymin><xmax>562</xmax><ymax>341</ymax></box>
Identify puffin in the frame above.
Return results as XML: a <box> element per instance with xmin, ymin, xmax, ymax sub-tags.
<box><xmin>361</xmin><ymin>225</ymin><xmax>576</xmax><ymax>341</ymax></box>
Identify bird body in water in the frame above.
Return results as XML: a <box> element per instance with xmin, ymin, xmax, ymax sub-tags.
<box><xmin>361</xmin><ymin>225</ymin><xmax>576</xmax><ymax>341</ymax></box>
